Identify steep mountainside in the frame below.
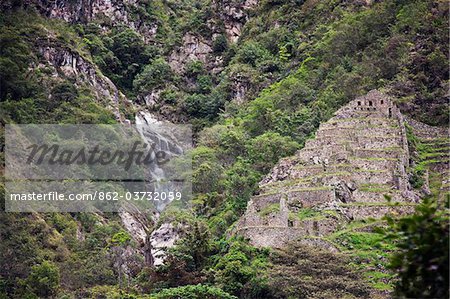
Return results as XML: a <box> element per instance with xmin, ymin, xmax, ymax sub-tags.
<box><xmin>0</xmin><ymin>0</ymin><xmax>449</xmax><ymax>298</ymax></box>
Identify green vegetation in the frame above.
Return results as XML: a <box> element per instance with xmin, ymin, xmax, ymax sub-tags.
<box><xmin>25</xmin><ymin>261</ymin><xmax>60</xmax><ymax>298</ymax></box>
<box><xmin>133</xmin><ymin>58</ymin><xmax>173</xmax><ymax>93</ymax></box>
<box><xmin>0</xmin><ymin>11</ymin><xmax>118</xmax><ymax>124</ymax></box>
<box><xmin>297</xmin><ymin>208</ymin><xmax>321</xmax><ymax>220</ymax></box>
<box><xmin>381</xmin><ymin>198</ymin><xmax>449</xmax><ymax>298</ymax></box>
<box><xmin>405</xmin><ymin>123</ymin><xmax>449</xmax><ymax>194</ymax></box>
<box><xmin>262</xmin><ymin>242</ymin><xmax>371</xmax><ymax>298</ymax></box>
<box><xmin>152</xmin><ymin>284</ymin><xmax>237</xmax><ymax>299</ymax></box>
<box><xmin>328</xmin><ymin>221</ymin><xmax>397</xmax><ymax>292</ymax></box>
<box><xmin>0</xmin><ymin>0</ymin><xmax>449</xmax><ymax>298</ymax></box>
<box><xmin>259</xmin><ymin>203</ymin><xmax>280</xmax><ymax>216</ymax></box>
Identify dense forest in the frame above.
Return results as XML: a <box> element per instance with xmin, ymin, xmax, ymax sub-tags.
<box><xmin>0</xmin><ymin>0</ymin><xmax>449</xmax><ymax>298</ymax></box>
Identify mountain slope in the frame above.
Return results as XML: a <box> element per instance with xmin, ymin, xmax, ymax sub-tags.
<box><xmin>0</xmin><ymin>0</ymin><xmax>449</xmax><ymax>298</ymax></box>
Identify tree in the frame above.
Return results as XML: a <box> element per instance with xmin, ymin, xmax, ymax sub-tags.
<box><xmin>382</xmin><ymin>198</ymin><xmax>449</xmax><ymax>298</ymax></box>
<box><xmin>133</xmin><ymin>58</ymin><xmax>172</xmax><ymax>93</ymax></box>
<box><xmin>50</xmin><ymin>82</ymin><xmax>79</xmax><ymax>106</ymax></box>
<box><xmin>0</xmin><ymin>28</ymin><xmax>34</xmax><ymax>100</ymax></box>
<box><xmin>212</xmin><ymin>34</ymin><xmax>228</xmax><ymax>53</ymax></box>
<box><xmin>25</xmin><ymin>261</ymin><xmax>60</xmax><ymax>298</ymax></box>
<box><xmin>212</xmin><ymin>238</ymin><xmax>269</xmax><ymax>298</ymax></box>
<box><xmin>109</xmin><ymin>28</ymin><xmax>154</xmax><ymax>89</ymax></box>
<box><xmin>110</xmin><ymin>231</ymin><xmax>132</xmax><ymax>289</ymax></box>
<box><xmin>147</xmin><ymin>221</ymin><xmax>210</xmax><ymax>289</ymax></box>
<box><xmin>246</xmin><ymin>132</ymin><xmax>299</xmax><ymax>172</ymax></box>
<box><xmin>183</xmin><ymin>92</ymin><xmax>225</xmax><ymax>119</ymax></box>
<box><xmin>190</xmin><ymin>147</ymin><xmax>224</xmax><ymax>194</ymax></box>
<box><xmin>235</xmin><ymin>41</ymin><xmax>271</xmax><ymax>67</ymax></box>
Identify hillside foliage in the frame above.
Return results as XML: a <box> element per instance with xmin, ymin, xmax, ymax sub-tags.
<box><xmin>0</xmin><ymin>0</ymin><xmax>449</xmax><ymax>298</ymax></box>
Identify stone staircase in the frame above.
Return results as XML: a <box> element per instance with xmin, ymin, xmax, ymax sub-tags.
<box><xmin>236</xmin><ymin>90</ymin><xmax>423</xmax><ymax>248</ymax></box>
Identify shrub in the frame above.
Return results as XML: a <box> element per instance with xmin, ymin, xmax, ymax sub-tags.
<box><xmin>190</xmin><ymin>147</ymin><xmax>224</xmax><ymax>194</ymax></box>
<box><xmin>212</xmin><ymin>238</ymin><xmax>269</xmax><ymax>297</ymax></box>
<box><xmin>382</xmin><ymin>198</ymin><xmax>449</xmax><ymax>298</ymax></box>
<box><xmin>153</xmin><ymin>284</ymin><xmax>237</xmax><ymax>299</ymax></box>
<box><xmin>235</xmin><ymin>42</ymin><xmax>272</xmax><ymax>67</ymax></box>
<box><xmin>196</xmin><ymin>75</ymin><xmax>212</xmax><ymax>94</ymax></box>
<box><xmin>133</xmin><ymin>58</ymin><xmax>172</xmax><ymax>93</ymax></box>
<box><xmin>185</xmin><ymin>60</ymin><xmax>204</xmax><ymax>78</ymax></box>
<box><xmin>224</xmin><ymin>159</ymin><xmax>261</xmax><ymax>204</ymax></box>
<box><xmin>246</xmin><ymin>132</ymin><xmax>299</xmax><ymax>172</ymax></box>
<box><xmin>212</xmin><ymin>34</ymin><xmax>228</xmax><ymax>53</ymax></box>
<box><xmin>0</xmin><ymin>28</ymin><xmax>37</xmax><ymax>101</ymax></box>
<box><xmin>183</xmin><ymin>92</ymin><xmax>224</xmax><ymax>119</ymax></box>
<box><xmin>50</xmin><ymin>82</ymin><xmax>79</xmax><ymax>105</ymax></box>
<box><xmin>198</xmin><ymin>124</ymin><xmax>248</xmax><ymax>161</ymax></box>
<box><xmin>25</xmin><ymin>261</ymin><xmax>60</xmax><ymax>298</ymax></box>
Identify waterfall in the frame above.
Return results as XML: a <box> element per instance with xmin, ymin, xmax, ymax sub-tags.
<box><xmin>135</xmin><ymin>111</ymin><xmax>187</xmax><ymax>211</ymax></box>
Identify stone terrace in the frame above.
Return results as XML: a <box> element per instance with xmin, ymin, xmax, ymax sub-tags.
<box><xmin>236</xmin><ymin>90</ymin><xmax>419</xmax><ymax>248</ymax></box>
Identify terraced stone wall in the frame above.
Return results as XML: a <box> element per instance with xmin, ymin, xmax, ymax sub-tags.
<box><xmin>236</xmin><ymin>90</ymin><xmax>423</xmax><ymax>248</ymax></box>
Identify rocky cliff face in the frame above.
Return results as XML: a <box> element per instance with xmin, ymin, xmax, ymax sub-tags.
<box><xmin>37</xmin><ymin>44</ymin><xmax>127</xmax><ymax>120</ymax></box>
<box><xmin>212</xmin><ymin>0</ymin><xmax>257</xmax><ymax>43</ymax></box>
<box><xmin>20</xmin><ymin>0</ymin><xmax>157</xmax><ymax>41</ymax></box>
<box><xmin>235</xmin><ymin>90</ymin><xmax>429</xmax><ymax>248</ymax></box>
<box><xmin>168</xmin><ymin>33</ymin><xmax>216</xmax><ymax>74</ymax></box>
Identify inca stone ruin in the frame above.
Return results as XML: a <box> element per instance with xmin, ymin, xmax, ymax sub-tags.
<box><xmin>236</xmin><ymin>90</ymin><xmax>443</xmax><ymax>248</ymax></box>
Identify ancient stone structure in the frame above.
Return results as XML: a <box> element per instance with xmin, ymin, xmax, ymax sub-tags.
<box><xmin>236</xmin><ymin>90</ymin><xmax>419</xmax><ymax>248</ymax></box>
<box><xmin>405</xmin><ymin>116</ymin><xmax>450</xmax><ymax>202</ymax></box>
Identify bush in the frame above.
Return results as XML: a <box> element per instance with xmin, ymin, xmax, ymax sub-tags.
<box><xmin>198</xmin><ymin>124</ymin><xmax>248</xmax><ymax>161</ymax></box>
<box><xmin>246</xmin><ymin>132</ymin><xmax>299</xmax><ymax>172</ymax></box>
<box><xmin>212</xmin><ymin>34</ymin><xmax>228</xmax><ymax>53</ymax></box>
<box><xmin>183</xmin><ymin>92</ymin><xmax>224</xmax><ymax>119</ymax></box>
<box><xmin>25</xmin><ymin>261</ymin><xmax>60</xmax><ymax>298</ymax></box>
<box><xmin>224</xmin><ymin>159</ymin><xmax>261</xmax><ymax>204</ymax></box>
<box><xmin>196</xmin><ymin>75</ymin><xmax>212</xmax><ymax>94</ymax></box>
<box><xmin>0</xmin><ymin>24</ymin><xmax>36</xmax><ymax>101</ymax></box>
<box><xmin>153</xmin><ymin>284</ymin><xmax>237</xmax><ymax>299</ymax></box>
<box><xmin>212</xmin><ymin>238</ymin><xmax>269</xmax><ymax>297</ymax></box>
<box><xmin>133</xmin><ymin>58</ymin><xmax>172</xmax><ymax>93</ymax></box>
<box><xmin>50</xmin><ymin>82</ymin><xmax>79</xmax><ymax>105</ymax></box>
<box><xmin>185</xmin><ymin>60</ymin><xmax>204</xmax><ymax>78</ymax></box>
<box><xmin>190</xmin><ymin>147</ymin><xmax>224</xmax><ymax>194</ymax></box>
<box><xmin>382</xmin><ymin>198</ymin><xmax>449</xmax><ymax>298</ymax></box>
<box><xmin>235</xmin><ymin>42</ymin><xmax>272</xmax><ymax>67</ymax></box>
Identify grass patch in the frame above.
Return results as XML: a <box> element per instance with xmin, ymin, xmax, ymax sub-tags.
<box><xmin>297</xmin><ymin>208</ymin><xmax>321</xmax><ymax>220</ymax></box>
<box><xmin>259</xmin><ymin>203</ymin><xmax>280</xmax><ymax>216</ymax></box>
<box><xmin>289</xmin><ymin>186</ymin><xmax>333</xmax><ymax>192</ymax></box>
<box><xmin>350</xmin><ymin>157</ymin><xmax>399</xmax><ymax>161</ymax></box>
<box><xmin>334</xmin><ymin>232</ymin><xmax>395</xmax><ymax>251</ymax></box>
<box><xmin>339</xmin><ymin>202</ymin><xmax>415</xmax><ymax>207</ymax></box>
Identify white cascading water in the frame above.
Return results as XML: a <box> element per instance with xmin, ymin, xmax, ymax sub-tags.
<box><xmin>135</xmin><ymin>111</ymin><xmax>184</xmax><ymax>211</ymax></box>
